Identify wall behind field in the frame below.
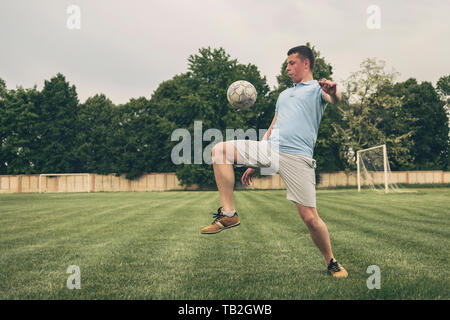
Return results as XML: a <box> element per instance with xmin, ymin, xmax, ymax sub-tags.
<box><xmin>0</xmin><ymin>171</ymin><xmax>449</xmax><ymax>194</ymax></box>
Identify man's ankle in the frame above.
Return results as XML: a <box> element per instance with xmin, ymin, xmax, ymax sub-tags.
<box><xmin>325</xmin><ymin>257</ymin><xmax>335</xmax><ymax>266</ymax></box>
<box><xmin>222</xmin><ymin>209</ymin><xmax>236</xmax><ymax>217</ymax></box>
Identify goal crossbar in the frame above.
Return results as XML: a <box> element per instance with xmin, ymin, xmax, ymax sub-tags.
<box><xmin>356</xmin><ymin>145</ymin><xmax>385</xmax><ymax>153</ymax></box>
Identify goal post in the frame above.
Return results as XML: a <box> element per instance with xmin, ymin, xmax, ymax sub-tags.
<box><xmin>383</xmin><ymin>144</ymin><xmax>388</xmax><ymax>194</ymax></box>
<box><xmin>39</xmin><ymin>173</ymin><xmax>92</xmax><ymax>193</ymax></box>
<box><xmin>357</xmin><ymin>144</ymin><xmax>392</xmax><ymax>193</ymax></box>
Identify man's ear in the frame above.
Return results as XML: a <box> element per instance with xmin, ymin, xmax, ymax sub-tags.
<box><xmin>303</xmin><ymin>58</ymin><xmax>311</xmax><ymax>70</ymax></box>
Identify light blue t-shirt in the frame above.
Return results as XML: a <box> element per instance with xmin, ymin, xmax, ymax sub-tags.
<box><xmin>268</xmin><ymin>80</ymin><xmax>328</xmax><ymax>158</ymax></box>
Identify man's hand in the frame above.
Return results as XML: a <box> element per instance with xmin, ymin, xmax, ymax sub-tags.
<box><xmin>319</xmin><ymin>78</ymin><xmax>341</xmax><ymax>104</ymax></box>
<box><xmin>318</xmin><ymin>78</ymin><xmax>337</xmax><ymax>95</ymax></box>
<box><xmin>241</xmin><ymin>168</ymin><xmax>256</xmax><ymax>186</ymax></box>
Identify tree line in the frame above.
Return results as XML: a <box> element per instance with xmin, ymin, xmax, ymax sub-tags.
<box><xmin>1</xmin><ymin>44</ymin><xmax>448</xmax><ymax>187</ymax></box>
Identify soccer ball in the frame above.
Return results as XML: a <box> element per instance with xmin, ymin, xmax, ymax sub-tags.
<box><xmin>227</xmin><ymin>80</ymin><xmax>257</xmax><ymax>110</ymax></box>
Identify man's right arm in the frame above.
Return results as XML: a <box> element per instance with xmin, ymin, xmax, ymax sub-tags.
<box><xmin>261</xmin><ymin>114</ymin><xmax>277</xmax><ymax>141</ymax></box>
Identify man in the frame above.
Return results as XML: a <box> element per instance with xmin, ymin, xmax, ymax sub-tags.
<box><xmin>201</xmin><ymin>45</ymin><xmax>348</xmax><ymax>278</ymax></box>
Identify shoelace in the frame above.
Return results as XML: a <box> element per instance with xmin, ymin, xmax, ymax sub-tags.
<box><xmin>211</xmin><ymin>207</ymin><xmax>224</xmax><ymax>224</ymax></box>
<box><xmin>328</xmin><ymin>261</ymin><xmax>342</xmax><ymax>273</ymax></box>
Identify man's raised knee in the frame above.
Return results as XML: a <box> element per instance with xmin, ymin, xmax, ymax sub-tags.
<box><xmin>212</xmin><ymin>142</ymin><xmax>228</xmax><ymax>164</ymax></box>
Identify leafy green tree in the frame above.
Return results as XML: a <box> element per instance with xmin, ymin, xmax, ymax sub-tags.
<box><xmin>332</xmin><ymin>58</ymin><xmax>415</xmax><ymax>170</ymax></box>
<box><xmin>0</xmin><ymin>79</ymin><xmax>9</xmax><ymax>173</ymax></box>
<box><xmin>76</xmin><ymin>94</ymin><xmax>115</xmax><ymax>174</ymax></box>
<box><xmin>437</xmin><ymin>75</ymin><xmax>450</xmax><ymax>127</ymax></box>
<box><xmin>0</xmin><ymin>78</ymin><xmax>5</xmax><ymax>94</ymax></box>
<box><xmin>0</xmin><ymin>83</ymin><xmax>41</xmax><ymax>174</ymax></box>
<box><xmin>33</xmin><ymin>73</ymin><xmax>80</xmax><ymax>173</ymax></box>
<box><xmin>436</xmin><ymin>75</ymin><xmax>450</xmax><ymax>169</ymax></box>
<box><xmin>384</xmin><ymin>78</ymin><xmax>449</xmax><ymax>170</ymax></box>
<box><xmin>107</xmin><ymin>97</ymin><xmax>177</xmax><ymax>180</ymax></box>
<box><xmin>151</xmin><ymin>47</ymin><xmax>272</xmax><ymax>188</ymax></box>
<box><xmin>437</xmin><ymin>75</ymin><xmax>450</xmax><ymax>97</ymax></box>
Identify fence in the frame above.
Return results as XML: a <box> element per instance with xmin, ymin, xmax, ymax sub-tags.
<box><xmin>0</xmin><ymin>173</ymin><xmax>187</xmax><ymax>193</ymax></box>
<box><xmin>318</xmin><ymin>170</ymin><xmax>450</xmax><ymax>188</ymax></box>
<box><xmin>0</xmin><ymin>171</ymin><xmax>449</xmax><ymax>194</ymax></box>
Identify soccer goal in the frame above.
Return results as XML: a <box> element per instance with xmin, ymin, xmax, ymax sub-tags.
<box><xmin>39</xmin><ymin>173</ymin><xmax>92</xmax><ymax>193</ymax></box>
<box><xmin>356</xmin><ymin>144</ymin><xmax>399</xmax><ymax>193</ymax></box>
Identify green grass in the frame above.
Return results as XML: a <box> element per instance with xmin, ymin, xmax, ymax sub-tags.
<box><xmin>0</xmin><ymin>188</ymin><xmax>449</xmax><ymax>300</ymax></box>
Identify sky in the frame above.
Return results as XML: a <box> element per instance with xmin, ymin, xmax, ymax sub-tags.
<box><xmin>1</xmin><ymin>0</ymin><xmax>449</xmax><ymax>104</ymax></box>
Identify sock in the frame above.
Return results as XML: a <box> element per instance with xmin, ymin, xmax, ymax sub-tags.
<box><xmin>222</xmin><ymin>210</ymin><xmax>236</xmax><ymax>217</ymax></box>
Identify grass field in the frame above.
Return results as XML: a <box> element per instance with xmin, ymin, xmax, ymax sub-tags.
<box><xmin>0</xmin><ymin>188</ymin><xmax>449</xmax><ymax>300</ymax></box>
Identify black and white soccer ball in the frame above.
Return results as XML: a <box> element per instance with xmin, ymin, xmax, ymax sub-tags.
<box><xmin>226</xmin><ymin>80</ymin><xmax>257</xmax><ymax>110</ymax></box>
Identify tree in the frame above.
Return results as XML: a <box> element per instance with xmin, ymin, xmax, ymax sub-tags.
<box><xmin>0</xmin><ymin>83</ymin><xmax>41</xmax><ymax>174</ymax></box>
<box><xmin>151</xmin><ymin>47</ymin><xmax>272</xmax><ymax>188</ymax></box>
<box><xmin>384</xmin><ymin>78</ymin><xmax>449</xmax><ymax>170</ymax></box>
<box><xmin>0</xmin><ymin>78</ymin><xmax>6</xmax><ymax>94</ymax></box>
<box><xmin>332</xmin><ymin>58</ymin><xmax>415</xmax><ymax>170</ymax></box>
<box><xmin>437</xmin><ymin>75</ymin><xmax>450</xmax><ymax>98</ymax></box>
<box><xmin>436</xmin><ymin>75</ymin><xmax>450</xmax><ymax>169</ymax></box>
<box><xmin>34</xmin><ymin>73</ymin><xmax>80</xmax><ymax>173</ymax></box>
<box><xmin>109</xmin><ymin>97</ymin><xmax>177</xmax><ymax>180</ymax></box>
<box><xmin>76</xmin><ymin>94</ymin><xmax>115</xmax><ymax>174</ymax></box>
<box><xmin>437</xmin><ymin>75</ymin><xmax>450</xmax><ymax>129</ymax></box>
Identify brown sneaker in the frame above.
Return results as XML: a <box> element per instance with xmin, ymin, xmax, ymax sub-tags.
<box><xmin>201</xmin><ymin>207</ymin><xmax>240</xmax><ymax>234</ymax></box>
<box><xmin>327</xmin><ymin>258</ymin><xmax>348</xmax><ymax>278</ymax></box>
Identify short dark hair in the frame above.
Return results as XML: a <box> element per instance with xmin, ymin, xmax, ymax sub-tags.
<box><xmin>287</xmin><ymin>45</ymin><xmax>315</xmax><ymax>71</ymax></box>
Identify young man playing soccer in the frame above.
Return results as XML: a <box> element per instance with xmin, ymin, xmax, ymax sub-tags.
<box><xmin>201</xmin><ymin>45</ymin><xmax>348</xmax><ymax>278</ymax></box>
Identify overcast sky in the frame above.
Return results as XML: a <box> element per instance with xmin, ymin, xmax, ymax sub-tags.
<box><xmin>1</xmin><ymin>0</ymin><xmax>449</xmax><ymax>104</ymax></box>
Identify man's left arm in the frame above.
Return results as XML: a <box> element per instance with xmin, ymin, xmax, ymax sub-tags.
<box><xmin>318</xmin><ymin>78</ymin><xmax>342</xmax><ymax>104</ymax></box>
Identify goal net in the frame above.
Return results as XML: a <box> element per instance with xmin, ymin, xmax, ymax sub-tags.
<box><xmin>357</xmin><ymin>145</ymin><xmax>400</xmax><ymax>193</ymax></box>
<box><xmin>39</xmin><ymin>173</ymin><xmax>92</xmax><ymax>193</ymax></box>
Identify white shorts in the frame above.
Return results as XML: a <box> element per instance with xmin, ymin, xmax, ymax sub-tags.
<box><xmin>228</xmin><ymin>140</ymin><xmax>317</xmax><ymax>208</ymax></box>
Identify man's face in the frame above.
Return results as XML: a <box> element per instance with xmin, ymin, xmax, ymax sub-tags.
<box><xmin>286</xmin><ymin>53</ymin><xmax>309</xmax><ymax>83</ymax></box>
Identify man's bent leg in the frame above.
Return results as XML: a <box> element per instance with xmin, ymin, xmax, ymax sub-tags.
<box><xmin>211</xmin><ymin>141</ymin><xmax>242</xmax><ymax>212</ymax></box>
<box><xmin>295</xmin><ymin>203</ymin><xmax>334</xmax><ymax>266</ymax></box>
<box><xmin>201</xmin><ymin>142</ymin><xmax>242</xmax><ymax>234</ymax></box>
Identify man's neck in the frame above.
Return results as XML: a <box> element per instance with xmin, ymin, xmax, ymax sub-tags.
<box><xmin>296</xmin><ymin>73</ymin><xmax>314</xmax><ymax>84</ymax></box>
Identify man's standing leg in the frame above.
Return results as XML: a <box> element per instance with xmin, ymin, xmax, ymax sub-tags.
<box><xmin>296</xmin><ymin>204</ymin><xmax>334</xmax><ymax>264</ymax></box>
<box><xmin>296</xmin><ymin>203</ymin><xmax>348</xmax><ymax>278</ymax></box>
